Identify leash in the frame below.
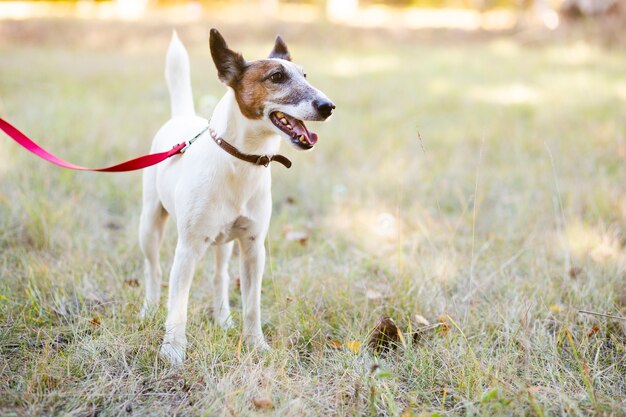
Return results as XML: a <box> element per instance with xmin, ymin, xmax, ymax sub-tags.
<box><xmin>0</xmin><ymin>117</ymin><xmax>291</xmax><ymax>172</ymax></box>
<box><xmin>0</xmin><ymin>117</ymin><xmax>207</xmax><ymax>172</ymax></box>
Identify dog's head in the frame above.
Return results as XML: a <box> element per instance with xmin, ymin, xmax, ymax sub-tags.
<box><xmin>209</xmin><ymin>28</ymin><xmax>335</xmax><ymax>150</ymax></box>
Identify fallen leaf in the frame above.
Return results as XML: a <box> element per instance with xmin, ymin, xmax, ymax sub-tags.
<box><xmin>569</xmin><ymin>267</ymin><xmax>582</xmax><ymax>278</ymax></box>
<box><xmin>124</xmin><ymin>279</ymin><xmax>140</xmax><ymax>288</ymax></box>
<box><xmin>587</xmin><ymin>324</ymin><xmax>600</xmax><ymax>337</ymax></box>
<box><xmin>328</xmin><ymin>339</ymin><xmax>342</xmax><ymax>349</ymax></box>
<box><xmin>285</xmin><ymin>230</ymin><xmax>309</xmax><ymax>246</ymax></box>
<box><xmin>346</xmin><ymin>340</ymin><xmax>361</xmax><ymax>353</ymax></box>
<box><xmin>414</xmin><ymin>314</ymin><xmax>431</xmax><ymax>326</ymax></box>
<box><xmin>549</xmin><ymin>304</ymin><xmax>564</xmax><ymax>313</ymax></box>
<box><xmin>436</xmin><ymin>315</ymin><xmax>450</xmax><ymax>335</ymax></box>
<box><xmin>286</xmin><ymin>196</ymin><xmax>296</xmax><ymax>205</ymax></box>
<box><xmin>252</xmin><ymin>397</ymin><xmax>274</xmax><ymax>410</ymax></box>
<box><xmin>89</xmin><ymin>317</ymin><xmax>101</xmax><ymax>327</ymax></box>
<box><xmin>368</xmin><ymin>316</ymin><xmax>400</xmax><ymax>352</ymax></box>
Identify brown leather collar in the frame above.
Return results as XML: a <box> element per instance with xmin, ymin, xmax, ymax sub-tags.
<box><xmin>209</xmin><ymin>128</ymin><xmax>292</xmax><ymax>169</ymax></box>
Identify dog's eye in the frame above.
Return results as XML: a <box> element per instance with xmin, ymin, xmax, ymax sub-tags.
<box><xmin>270</xmin><ymin>72</ymin><xmax>285</xmax><ymax>83</ymax></box>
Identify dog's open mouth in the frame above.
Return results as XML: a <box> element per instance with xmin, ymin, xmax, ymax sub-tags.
<box><xmin>270</xmin><ymin>111</ymin><xmax>318</xmax><ymax>150</ymax></box>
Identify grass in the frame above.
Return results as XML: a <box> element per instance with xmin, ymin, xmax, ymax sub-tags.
<box><xmin>1</xmin><ymin>16</ymin><xmax>625</xmax><ymax>416</ymax></box>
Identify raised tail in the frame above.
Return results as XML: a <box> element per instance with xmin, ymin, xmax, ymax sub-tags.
<box><xmin>165</xmin><ymin>30</ymin><xmax>195</xmax><ymax>118</ymax></box>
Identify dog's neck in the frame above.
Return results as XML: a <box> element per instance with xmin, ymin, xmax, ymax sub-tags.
<box><xmin>209</xmin><ymin>89</ymin><xmax>281</xmax><ymax>156</ymax></box>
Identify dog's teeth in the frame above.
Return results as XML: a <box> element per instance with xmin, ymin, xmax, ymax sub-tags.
<box><xmin>286</xmin><ymin>124</ymin><xmax>292</xmax><ymax>129</ymax></box>
<box><xmin>280</xmin><ymin>118</ymin><xmax>288</xmax><ymax>125</ymax></box>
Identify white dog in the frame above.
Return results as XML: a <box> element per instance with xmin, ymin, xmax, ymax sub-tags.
<box><xmin>139</xmin><ymin>29</ymin><xmax>334</xmax><ymax>365</ymax></box>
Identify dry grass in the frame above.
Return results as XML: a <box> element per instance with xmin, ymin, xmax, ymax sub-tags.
<box><xmin>0</xmin><ymin>17</ymin><xmax>625</xmax><ymax>416</ymax></box>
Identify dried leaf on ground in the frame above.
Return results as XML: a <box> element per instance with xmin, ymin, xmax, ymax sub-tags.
<box><xmin>569</xmin><ymin>266</ymin><xmax>582</xmax><ymax>278</ymax></box>
<box><xmin>328</xmin><ymin>339</ymin><xmax>342</xmax><ymax>349</ymax></box>
<box><xmin>252</xmin><ymin>397</ymin><xmax>274</xmax><ymax>410</ymax></box>
<box><xmin>346</xmin><ymin>340</ymin><xmax>361</xmax><ymax>353</ymax></box>
<box><xmin>587</xmin><ymin>324</ymin><xmax>600</xmax><ymax>337</ymax></box>
<box><xmin>436</xmin><ymin>315</ymin><xmax>451</xmax><ymax>335</ymax></box>
<box><xmin>549</xmin><ymin>304</ymin><xmax>564</xmax><ymax>313</ymax></box>
<box><xmin>285</xmin><ymin>230</ymin><xmax>309</xmax><ymax>246</ymax></box>
<box><xmin>89</xmin><ymin>317</ymin><xmax>100</xmax><ymax>327</ymax></box>
<box><xmin>124</xmin><ymin>279</ymin><xmax>139</xmax><ymax>288</ymax></box>
<box><xmin>414</xmin><ymin>314</ymin><xmax>431</xmax><ymax>326</ymax></box>
<box><xmin>368</xmin><ymin>316</ymin><xmax>401</xmax><ymax>352</ymax></box>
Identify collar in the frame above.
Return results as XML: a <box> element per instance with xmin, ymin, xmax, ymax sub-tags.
<box><xmin>209</xmin><ymin>128</ymin><xmax>292</xmax><ymax>169</ymax></box>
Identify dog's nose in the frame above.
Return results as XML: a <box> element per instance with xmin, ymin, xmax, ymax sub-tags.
<box><xmin>314</xmin><ymin>99</ymin><xmax>335</xmax><ymax>119</ymax></box>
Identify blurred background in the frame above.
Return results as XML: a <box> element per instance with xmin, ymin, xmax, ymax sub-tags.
<box><xmin>0</xmin><ymin>0</ymin><xmax>625</xmax><ymax>30</ymax></box>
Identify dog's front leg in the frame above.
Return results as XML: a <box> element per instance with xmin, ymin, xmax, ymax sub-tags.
<box><xmin>239</xmin><ymin>238</ymin><xmax>270</xmax><ymax>351</ymax></box>
<box><xmin>160</xmin><ymin>240</ymin><xmax>205</xmax><ymax>365</ymax></box>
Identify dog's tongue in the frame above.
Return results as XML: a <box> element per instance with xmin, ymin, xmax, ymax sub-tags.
<box><xmin>286</xmin><ymin>115</ymin><xmax>318</xmax><ymax>146</ymax></box>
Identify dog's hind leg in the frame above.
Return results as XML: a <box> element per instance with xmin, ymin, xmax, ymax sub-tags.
<box><xmin>138</xmin><ymin>171</ymin><xmax>168</xmax><ymax>318</ymax></box>
<box><xmin>212</xmin><ymin>242</ymin><xmax>234</xmax><ymax>330</ymax></box>
<box><xmin>139</xmin><ymin>203</ymin><xmax>168</xmax><ymax>318</ymax></box>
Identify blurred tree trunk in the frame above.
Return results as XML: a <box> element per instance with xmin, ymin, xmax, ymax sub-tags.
<box><xmin>560</xmin><ymin>0</ymin><xmax>618</xmax><ymax>16</ymax></box>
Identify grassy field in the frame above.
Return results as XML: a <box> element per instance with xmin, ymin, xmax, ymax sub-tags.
<box><xmin>0</xmin><ymin>16</ymin><xmax>625</xmax><ymax>416</ymax></box>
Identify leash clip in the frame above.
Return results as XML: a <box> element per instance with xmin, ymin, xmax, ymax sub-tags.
<box><xmin>179</xmin><ymin>140</ymin><xmax>192</xmax><ymax>153</ymax></box>
<box><xmin>256</xmin><ymin>155</ymin><xmax>271</xmax><ymax>167</ymax></box>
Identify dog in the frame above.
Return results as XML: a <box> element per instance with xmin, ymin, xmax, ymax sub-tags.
<box><xmin>138</xmin><ymin>28</ymin><xmax>335</xmax><ymax>365</ymax></box>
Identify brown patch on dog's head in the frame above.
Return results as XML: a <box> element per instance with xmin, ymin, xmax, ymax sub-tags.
<box><xmin>231</xmin><ymin>60</ymin><xmax>287</xmax><ymax>119</ymax></box>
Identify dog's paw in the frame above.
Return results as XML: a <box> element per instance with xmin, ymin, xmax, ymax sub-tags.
<box><xmin>159</xmin><ymin>341</ymin><xmax>186</xmax><ymax>366</ymax></box>
<box><xmin>216</xmin><ymin>314</ymin><xmax>234</xmax><ymax>331</ymax></box>
<box><xmin>247</xmin><ymin>337</ymin><xmax>271</xmax><ymax>353</ymax></box>
<box><xmin>139</xmin><ymin>302</ymin><xmax>158</xmax><ymax>320</ymax></box>
<box><xmin>139</xmin><ymin>307</ymin><xmax>151</xmax><ymax>320</ymax></box>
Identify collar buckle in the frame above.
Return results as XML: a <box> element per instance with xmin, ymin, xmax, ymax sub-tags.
<box><xmin>256</xmin><ymin>155</ymin><xmax>271</xmax><ymax>167</ymax></box>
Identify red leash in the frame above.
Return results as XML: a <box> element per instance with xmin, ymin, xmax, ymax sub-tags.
<box><xmin>0</xmin><ymin>118</ymin><xmax>207</xmax><ymax>172</ymax></box>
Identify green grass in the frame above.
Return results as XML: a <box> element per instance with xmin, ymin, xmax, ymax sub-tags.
<box><xmin>1</xmin><ymin>18</ymin><xmax>625</xmax><ymax>416</ymax></box>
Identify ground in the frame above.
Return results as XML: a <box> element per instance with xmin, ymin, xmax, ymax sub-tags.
<box><xmin>0</xmin><ymin>15</ymin><xmax>625</xmax><ymax>417</ymax></box>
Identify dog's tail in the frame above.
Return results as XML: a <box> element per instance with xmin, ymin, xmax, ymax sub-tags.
<box><xmin>166</xmin><ymin>30</ymin><xmax>195</xmax><ymax>118</ymax></box>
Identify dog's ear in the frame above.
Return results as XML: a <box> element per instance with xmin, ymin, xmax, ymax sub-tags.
<box><xmin>268</xmin><ymin>35</ymin><xmax>291</xmax><ymax>61</ymax></box>
<box><xmin>210</xmin><ymin>28</ymin><xmax>246</xmax><ymax>86</ymax></box>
